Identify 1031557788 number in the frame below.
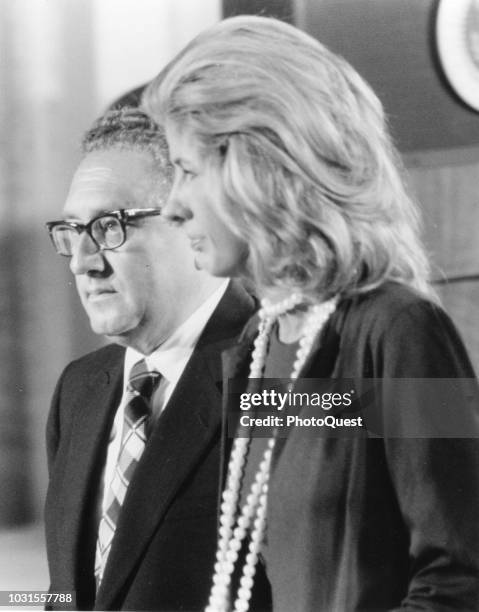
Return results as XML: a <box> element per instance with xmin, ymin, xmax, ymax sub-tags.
<box><xmin>0</xmin><ymin>591</ymin><xmax>75</xmax><ymax>606</ymax></box>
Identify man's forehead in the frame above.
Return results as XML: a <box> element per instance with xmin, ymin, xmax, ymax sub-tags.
<box><xmin>71</xmin><ymin>149</ymin><xmax>155</xmax><ymax>189</ymax></box>
<box><xmin>62</xmin><ymin>166</ymin><xmax>124</xmax><ymax>219</ymax></box>
<box><xmin>68</xmin><ymin>164</ymin><xmax>123</xmax><ymax>192</ymax></box>
<box><xmin>63</xmin><ymin>152</ymin><xmax>154</xmax><ymax>219</ymax></box>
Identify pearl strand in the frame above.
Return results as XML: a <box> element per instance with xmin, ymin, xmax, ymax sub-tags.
<box><xmin>259</xmin><ymin>291</ymin><xmax>304</xmax><ymax>319</ymax></box>
<box><xmin>206</xmin><ymin>296</ymin><xmax>337</xmax><ymax>612</ymax></box>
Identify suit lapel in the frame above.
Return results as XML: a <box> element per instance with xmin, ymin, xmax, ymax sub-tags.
<box><xmin>58</xmin><ymin>348</ymin><xmax>124</xmax><ymax>597</ymax></box>
<box><xmin>96</xmin><ymin>280</ymin><xmax>256</xmax><ymax>609</ymax></box>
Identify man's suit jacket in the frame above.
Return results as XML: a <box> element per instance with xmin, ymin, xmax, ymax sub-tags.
<box><xmin>45</xmin><ymin>281</ymin><xmax>256</xmax><ymax>611</ymax></box>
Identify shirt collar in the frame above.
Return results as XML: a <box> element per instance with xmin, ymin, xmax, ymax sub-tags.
<box><xmin>123</xmin><ymin>279</ymin><xmax>229</xmax><ymax>390</ymax></box>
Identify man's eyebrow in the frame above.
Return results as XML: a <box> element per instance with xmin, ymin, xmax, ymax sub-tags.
<box><xmin>61</xmin><ymin>208</ymin><xmax>119</xmax><ymax>221</ymax></box>
<box><xmin>61</xmin><ymin>212</ymin><xmax>81</xmax><ymax>221</ymax></box>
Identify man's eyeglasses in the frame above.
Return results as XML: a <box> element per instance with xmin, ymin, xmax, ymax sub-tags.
<box><xmin>45</xmin><ymin>208</ymin><xmax>163</xmax><ymax>257</ymax></box>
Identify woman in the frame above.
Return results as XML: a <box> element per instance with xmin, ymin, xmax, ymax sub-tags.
<box><xmin>144</xmin><ymin>16</ymin><xmax>479</xmax><ymax>612</ymax></box>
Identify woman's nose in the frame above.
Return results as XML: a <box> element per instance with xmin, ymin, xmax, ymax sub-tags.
<box><xmin>162</xmin><ymin>184</ymin><xmax>193</xmax><ymax>226</ymax></box>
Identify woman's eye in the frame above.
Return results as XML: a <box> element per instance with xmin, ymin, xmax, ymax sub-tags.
<box><xmin>179</xmin><ymin>166</ymin><xmax>196</xmax><ymax>181</ymax></box>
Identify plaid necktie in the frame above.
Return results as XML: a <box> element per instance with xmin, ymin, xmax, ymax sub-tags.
<box><xmin>94</xmin><ymin>359</ymin><xmax>161</xmax><ymax>587</ymax></box>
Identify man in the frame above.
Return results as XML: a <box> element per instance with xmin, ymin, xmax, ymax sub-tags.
<box><xmin>44</xmin><ymin>108</ymin><xmax>256</xmax><ymax>611</ymax></box>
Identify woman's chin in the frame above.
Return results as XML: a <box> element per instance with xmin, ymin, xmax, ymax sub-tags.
<box><xmin>207</xmin><ymin>259</ymin><xmax>244</xmax><ymax>278</ymax></box>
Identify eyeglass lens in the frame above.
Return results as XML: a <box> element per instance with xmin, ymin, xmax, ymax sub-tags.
<box><xmin>91</xmin><ymin>216</ymin><xmax>124</xmax><ymax>248</ymax></box>
<box><xmin>52</xmin><ymin>215</ymin><xmax>125</xmax><ymax>256</ymax></box>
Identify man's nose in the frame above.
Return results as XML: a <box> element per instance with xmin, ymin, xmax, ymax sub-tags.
<box><xmin>162</xmin><ymin>185</ymin><xmax>193</xmax><ymax>226</ymax></box>
<box><xmin>69</xmin><ymin>231</ymin><xmax>105</xmax><ymax>275</ymax></box>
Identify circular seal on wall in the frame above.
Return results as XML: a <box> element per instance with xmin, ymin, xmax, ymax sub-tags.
<box><xmin>436</xmin><ymin>0</ymin><xmax>479</xmax><ymax>111</ymax></box>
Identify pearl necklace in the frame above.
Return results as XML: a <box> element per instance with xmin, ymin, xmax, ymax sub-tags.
<box><xmin>206</xmin><ymin>295</ymin><xmax>337</xmax><ymax>612</ymax></box>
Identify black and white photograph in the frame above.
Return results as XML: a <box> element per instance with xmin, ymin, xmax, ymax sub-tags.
<box><xmin>1</xmin><ymin>1</ymin><xmax>479</xmax><ymax>611</ymax></box>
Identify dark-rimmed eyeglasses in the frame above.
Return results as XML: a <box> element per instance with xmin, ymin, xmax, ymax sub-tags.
<box><xmin>45</xmin><ymin>208</ymin><xmax>163</xmax><ymax>257</ymax></box>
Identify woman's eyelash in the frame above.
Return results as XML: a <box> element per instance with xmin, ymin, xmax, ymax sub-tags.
<box><xmin>182</xmin><ymin>167</ymin><xmax>196</xmax><ymax>179</ymax></box>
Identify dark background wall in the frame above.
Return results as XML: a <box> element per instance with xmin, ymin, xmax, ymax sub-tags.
<box><xmin>224</xmin><ymin>0</ymin><xmax>479</xmax><ymax>153</ymax></box>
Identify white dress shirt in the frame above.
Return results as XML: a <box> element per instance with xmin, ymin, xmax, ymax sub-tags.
<box><xmin>99</xmin><ymin>279</ymin><xmax>229</xmax><ymax>516</ymax></box>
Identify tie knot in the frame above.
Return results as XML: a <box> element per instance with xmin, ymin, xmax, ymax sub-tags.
<box><xmin>128</xmin><ymin>359</ymin><xmax>161</xmax><ymax>398</ymax></box>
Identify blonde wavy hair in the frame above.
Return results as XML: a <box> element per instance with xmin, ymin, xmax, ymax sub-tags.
<box><xmin>144</xmin><ymin>15</ymin><xmax>433</xmax><ymax>300</ymax></box>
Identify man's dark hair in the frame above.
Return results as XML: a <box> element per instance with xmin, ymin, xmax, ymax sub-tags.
<box><xmin>82</xmin><ymin>107</ymin><xmax>171</xmax><ymax>165</ymax></box>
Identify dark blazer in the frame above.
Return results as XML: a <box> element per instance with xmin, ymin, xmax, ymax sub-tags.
<box><xmin>222</xmin><ymin>282</ymin><xmax>479</xmax><ymax>612</ymax></box>
<box><xmin>45</xmin><ymin>281</ymin><xmax>256</xmax><ymax>611</ymax></box>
